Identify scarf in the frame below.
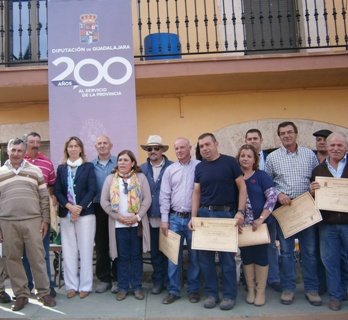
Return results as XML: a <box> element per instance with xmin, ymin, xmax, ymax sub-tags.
<box><xmin>66</xmin><ymin>158</ymin><xmax>83</xmax><ymax>221</ymax></box>
<box><xmin>110</xmin><ymin>170</ymin><xmax>141</xmax><ymax>213</ymax></box>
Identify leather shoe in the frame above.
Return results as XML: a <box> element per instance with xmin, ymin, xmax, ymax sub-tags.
<box><xmin>305</xmin><ymin>292</ymin><xmax>322</xmax><ymax>306</ymax></box>
<box><xmin>40</xmin><ymin>294</ymin><xmax>56</xmax><ymax>307</ymax></box>
<box><xmin>188</xmin><ymin>292</ymin><xmax>200</xmax><ymax>303</ymax></box>
<box><xmin>134</xmin><ymin>289</ymin><xmax>145</xmax><ymax>300</ymax></box>
<box><xmin>220</xmin><ymin>298</ymin><xmax>235</xmax><ymax>310</ymax></box>
<box><xmin>95</xmin><ymin>282</ymin><xmax>112</xmax><ymax>293</ymax></box>
<box><xmin>66</xmin><ymin>290</ymin><xmax>77</xmax><ymax>298</ymax></box>
<box><xmin>328</xmin><ymin>299</ymin><xmax>342</xmax><ymax>311</ymax></box>
<box><xmin>204</xmin><ymin>296</ymin><xmax>218</xmax><ymax>309</ymax></box>
<box><xmin>162</xmin><ymin>293</ymin><xmax>180</xmax><ymax>304</ymax></box>
<box><xmin>79</xmin><ymin>291</ymin><xmax>90</xmax><ymax>299</ymax></box>
<box><xmin>0</xmin><ymin>290</ymin><xmax>11</xmax><ymax>303</ymax></box>
<box><xmin>280</xmin><ymin>290</ymin><xmax>294</xmax><ymax>305</ymax></box>
<box><xmin>11</xmin><ymin>297</ymin><xmax>28</xmax><ymax>311</ymax></box>
<box><xmin>151</xmin><ymin>284</ymin><xmax>163</xmax><ymax>295</ymax></box>
<box><xmin>116</xmin><ymin>291</ymin><xmax>127</xmax><ymax>301</ymax></box>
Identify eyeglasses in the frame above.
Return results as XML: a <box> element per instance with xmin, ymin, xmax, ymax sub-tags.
<box><xmin>122</xmin><ymin>179</ymin><xmax>128</xmax><ymax>195</ymax></box>
<box><xmin>146</xmin><ymin>146</ymin><xmax>161</xmax><ymax>152</ymax></box>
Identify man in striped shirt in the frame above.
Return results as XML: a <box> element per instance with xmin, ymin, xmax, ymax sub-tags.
<box><xmin>0</xmin><ymin>138</ymin><xmax>56</xmax><ymax>311</ymax></box>
<box><xmin>23</xmin><ymin>132</ymin><xmax>57</xmax><ymax>297</ymax></box>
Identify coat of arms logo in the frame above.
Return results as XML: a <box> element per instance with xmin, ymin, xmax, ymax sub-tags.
<box><xmin>80</xmin><ymin>14</ymin><xmax>99</xmax><ymax>44</ymax></box>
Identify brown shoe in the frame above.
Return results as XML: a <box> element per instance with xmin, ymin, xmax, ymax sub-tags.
<box><xmin>305</xmin><ymin>292</ymin><xmax>322</xmax><ymax>306</ymax></box>
<box><xmin>11</xmin><ymin>297</ymin><xmax>28</xmax><ymax>311</ymax></box>
<box><xmin>116</xmin><ymin>291</ymin><xmax>127</xmax><ymax>301</ymax></box>
<box><xmin>328</xmin><ymin>299</ymin><xmax>342</xmax><ymax>311</ymax></box>
<box><xmin>188</xmin><ymin>292</ymin><xmax>200</xmax><ymax>303</ymax></box>
<box><xmin>134</xmin><ymin>289</ymin><xmax>145</xmax><ymax>300</ymax></box>
<box><xmin>66</xmin><ymin>290</ymin><xmax>77</xmax><ymax>298</ymax></box>
<box><xmin>280</xmin><ymin>290</ymin><xmax>294</xmax><ymax>305</ymax></box>
<box><xmin>79</xmin><ymin>291</ymin><xmax>90</xmax><ymax>299</ymax></box>
<box><xmin>40</xmin><ymin>294</ymin><xmax>56</xmax><ymax>307</ymax></box>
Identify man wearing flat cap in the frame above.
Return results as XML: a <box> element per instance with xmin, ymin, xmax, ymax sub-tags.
<box><xmin>140</xmin><ymin>135</ymin><xmax>173</xmax><ymax>294</ymax></box>
<box><xmin>313</xmin><ymin>129</ymin><xmax>333</xmax><ymax>163</ymax></box>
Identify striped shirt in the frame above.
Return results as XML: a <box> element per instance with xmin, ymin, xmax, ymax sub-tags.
<box><xmin>24</xmin><ymin>152</ymin><xmax>56</xmax><ymax>187</ymax></box>
<box><xmin>0</xmin><ymin>160</ymin><xmax>50</xmax><ymax>222</ymax></box>
<box><xmin>265</xmin><ymin>146</ymin><xmax>319</xmax><ymax>198</ymax></box>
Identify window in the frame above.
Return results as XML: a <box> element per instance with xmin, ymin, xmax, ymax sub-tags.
<box><xmin>0</xmin><ymin>0</ymin><xmax>47</xmax><ymax>63</ymax></box>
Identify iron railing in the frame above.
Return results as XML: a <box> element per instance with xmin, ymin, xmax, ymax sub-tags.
<box><xmin>0</xmin><ymin>0</ymin><xmax>347</xmax><ymax>65</ymax></box>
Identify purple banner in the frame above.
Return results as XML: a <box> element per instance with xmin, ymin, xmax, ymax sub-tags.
<box><xmin>48</xmin><ymin>0</ymin><xmax>137</xmax><ymax>167</ymax></box>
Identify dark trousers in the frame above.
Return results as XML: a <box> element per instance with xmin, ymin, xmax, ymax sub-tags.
<box><xmin>150</xmin><ymin>225</ymin><xmax>168</xmax><ymax>286</ymax></box>
<box><xmin>95</xmin><ymin>203</ymin><xmax>117</xmax><ymax>283</ymax></box>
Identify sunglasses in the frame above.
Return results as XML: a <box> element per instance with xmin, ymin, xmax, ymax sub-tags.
<box><xmin>146</xmin><ymin>146</ymin><xmax>161</xmax><ymax>152</ymax></box>
<box><xmin>122</xmin><ymin>179</ymin><xmax>128</xmax><ymax>195</ymax></box>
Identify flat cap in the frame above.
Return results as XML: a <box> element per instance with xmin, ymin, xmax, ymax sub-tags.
<box><xmin>313</xmin><ymin>129</ymin><xmax>333</xmax><ymax>138</ymax></box>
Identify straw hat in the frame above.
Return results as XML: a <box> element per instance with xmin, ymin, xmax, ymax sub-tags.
<box><xmin>140</xmin><ymin>135</ymin><xmax>169</xmax><ymax>152</ymax></box>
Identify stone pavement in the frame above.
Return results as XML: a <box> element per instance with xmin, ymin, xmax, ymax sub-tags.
<box><xmin>1</xmin><ymin>279</ymin><xmax>348</xmax><ymax>320</ymax></box>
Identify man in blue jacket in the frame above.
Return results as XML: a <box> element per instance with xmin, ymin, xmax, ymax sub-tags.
<box><xmin>140</xmin><ymin>135</ymin><xmax>173</xmax><ymax>294</ymax></box>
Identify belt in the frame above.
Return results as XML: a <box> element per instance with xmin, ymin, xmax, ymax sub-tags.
<box><xmin>202</xmin><ymin>205</ymin><xmax>233</xmax><ymax>212</ymax></box>
<box><xmin>171</xmin><ymin>211</ymin><xmax>191</xmax><ymax>217</ymax></box>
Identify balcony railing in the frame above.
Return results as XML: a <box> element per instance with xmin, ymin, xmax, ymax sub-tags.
<box><xmin>0</xmin><ymin>0</ymin><xmax>347</xmax><ymax>66</ymax></box>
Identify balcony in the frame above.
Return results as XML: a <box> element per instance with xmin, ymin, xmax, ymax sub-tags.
<box><xmin>0</xmin><ymin>0</ymin><xmax>347</xmax><ymax>65</ymax></box>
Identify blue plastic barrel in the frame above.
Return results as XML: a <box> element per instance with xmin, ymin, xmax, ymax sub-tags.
<box><xmin>144</xmin><ymin>33</ymin><xmax>181</xmax><ymax>60</ymax></box>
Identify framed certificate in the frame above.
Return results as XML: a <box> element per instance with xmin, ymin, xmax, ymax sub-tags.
<box><xmin>273</xmin><ymin>192</ymin><xmax>322</xmax><ymax>239</ymax></box>
<box><xmin>315</xmin><ymin>177</ymin><xmax>348</xmax><ymax>213</ymax></box>
<box><xmin>238</xmin><ymin>223</ymin><xmax>270</xmax><ymax>247</ymax></box>
<box><xmin>191</xmin><ymin>217</ymin><xmax>238</xmax><ymax>252</ymax></box>
<box><xmin>159</xmin><ymin>230</ymin><xmax>181</xmax><ymax>265</ymax></box>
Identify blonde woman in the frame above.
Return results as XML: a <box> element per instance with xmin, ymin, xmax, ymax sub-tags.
<box><xmin>54</xmin><ymin>136</ymin><xmax>97</xmax><ymax>299</ymax></box>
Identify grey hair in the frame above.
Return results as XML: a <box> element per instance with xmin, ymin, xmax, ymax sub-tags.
<box><xmin>7</xmin><ymin>138</ymin><xmax>27</xmax><ymax>152</ymax></box>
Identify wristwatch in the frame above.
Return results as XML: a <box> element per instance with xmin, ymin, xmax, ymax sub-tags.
<box><xmin>136</xmin><ymin>214</ymin><xmax>141</xmax><ymax>222</ymax></box>
<box><xmin>237</xmin><ymin>209</ymin><xmax>245</xmax><ymax>215</ymax></box>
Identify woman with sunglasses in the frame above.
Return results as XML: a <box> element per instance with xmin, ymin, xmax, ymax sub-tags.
<box><xmin>101</xmin><ymin>150</ymin><xmax>151</xmax><ymax>301</ymax></box>
<box><xmin>237</xmin><ymin>144</ymin><xmax>277</xmax><ymax>306</ymax></box>
<box><xmin>54</xmin><ymin>136</ymin><xmax>97</xmax><ymax>299</ymax></box>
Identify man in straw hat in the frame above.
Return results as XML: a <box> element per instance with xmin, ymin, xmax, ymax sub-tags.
<box><xmin>140</xmin><ymin>135</ymin><xmax>173</xmax><ymax>294</ymax></box>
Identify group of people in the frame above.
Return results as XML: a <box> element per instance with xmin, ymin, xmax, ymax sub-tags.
<box><xmin>0</xmin><ymin>121</ymin><xmax>347</xmax><ymax>313</ymax></box>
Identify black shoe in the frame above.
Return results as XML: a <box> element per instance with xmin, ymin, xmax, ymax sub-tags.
<box><xmin>162</xmin><ymin>293</ymin><xmax>180</xmax><ymax>304</ymax></box>
<box><xmin>50</xmin><ymin>287</ymin><xmax>57</xmax><ymax>298</ymax></box>
<box><xmin>0</xmin><ymin>290</ymin><xmax>11</xmax><ymax>303</ymax></box>
<box><xmin>151</xmin><ymin>284</ymin><xmax>163</xmax><ymax>295</ymax></box>
<box><xmin>269</xmin><ymin>282</ymin><xmax>282</xmax><ymax>292</ymax></box>
<box><xmin>188</xmin><ymin>292</ymin><xmax>200</xmax><ymax>303</ymax></box>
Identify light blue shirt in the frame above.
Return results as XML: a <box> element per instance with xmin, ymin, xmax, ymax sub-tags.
<box><xmin>93</xmin><ymin>155</ymin><xmax>117</xmax><ymax>202</ymax></box>
<box><xmin>326</xmin><ymin>154</ymin><xmax>347</xmax><ymax>178</ymax></box>
<box><xmin>159</xmin><ymin>159</ymin><xmax>200</xmax><ymax>223</ymax></box>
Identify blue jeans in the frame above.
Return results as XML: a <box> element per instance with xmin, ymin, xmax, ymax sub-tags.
<box><xmin>150</xmin><ymin>225</ymin><xmax>168</xmax><ymax>286</ymax></box>
<box><xmin>23</xmin><ymin>228</ymin><xmax>55</xmax><ymax>289</ymax></box>
<box><xmin>116</xmin><ymin>227</ymin><xmax>143</xmax><ymax>291</ymax></box>
<box><xmin>267</xmin><ymin>222</ymin><xmax>280</xmax><ymax>285</ymax></box>
<box><xmin>319</xmin><ymin>223</ymin><xmax>348</xmax><ymax>301</ymax></box>
<box><xmin>276</xmin><ymin>222</ymin><xmax>319</xmax><ymax>292</ymax></box>
<box><xmin>167</xmin><ymin>213</ymin><xmax>200</xmax><ymax>296</ymax></box>
<box><xmin>197</xmin><ymin>207</ymin><xmax>237</xmax><ymax>300</ymax></box>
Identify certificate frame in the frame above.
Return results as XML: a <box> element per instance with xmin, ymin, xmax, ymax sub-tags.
<box><xmin>159</xmin><ymin>229</ymin><xmax>181</xmax><ymax>265</ymax></box>
<box><xmin>191</xmin><ymin>217</ymin><xmax>238</xmax><ymax>252</ymax></box>
<box><xmin>315</xmin><ymin>176</ymin><xmax>348</xmax><ymax>213</ymax></box>
<box><xmin>273</xmin><ymin>192</ymin><xmax>322</xmax><ymax>239</ymax></box>
<box><xmin>238</xmin><ymin>223</ymin><xmax>270</xmax><ymax>247</ymax></box>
